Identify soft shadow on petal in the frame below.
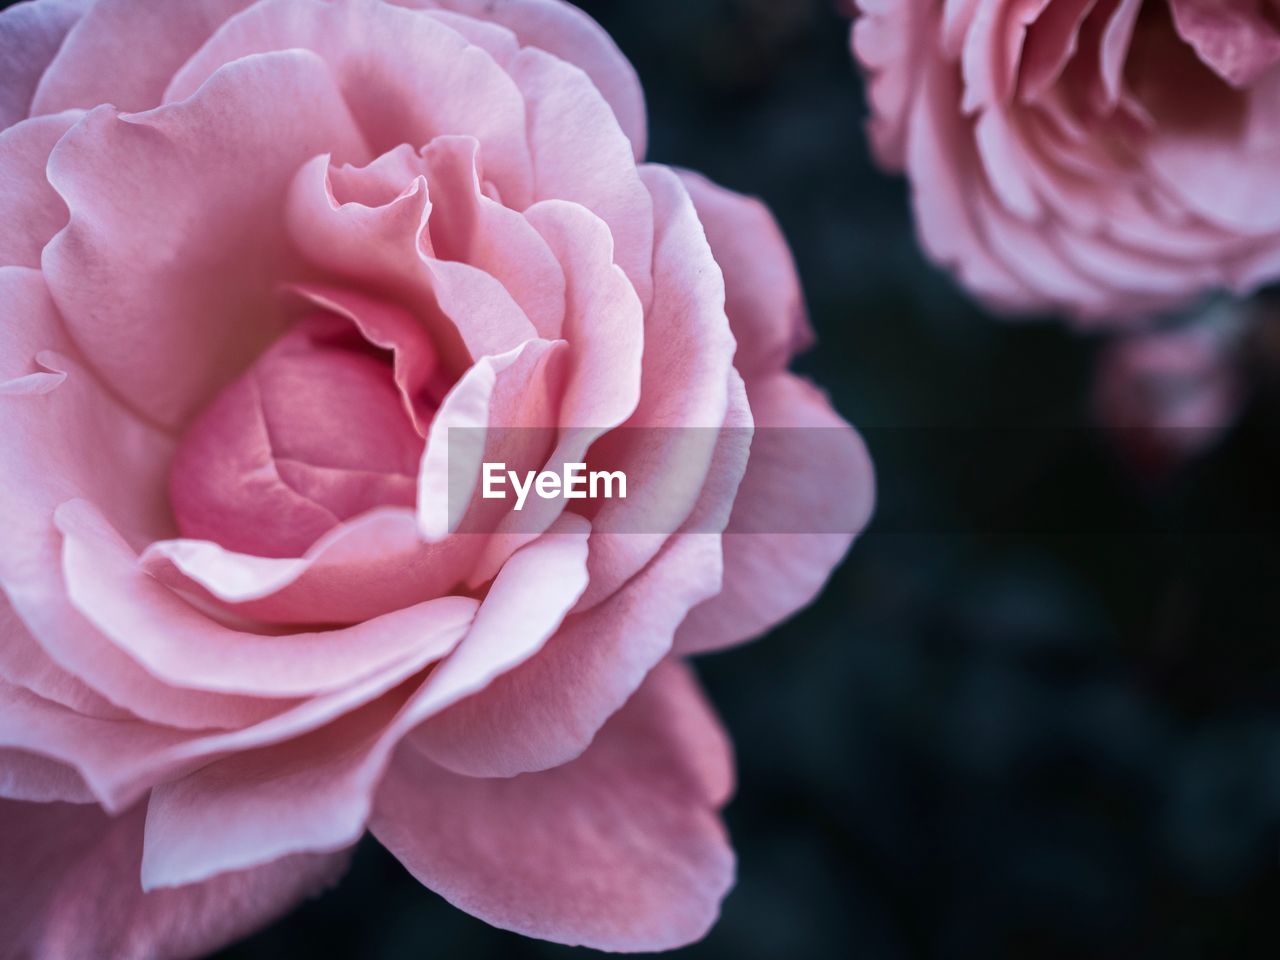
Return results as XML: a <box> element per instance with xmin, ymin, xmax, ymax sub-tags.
<box><xmin>0</xmin><ymin>798</ymin><xmax>350</xmax><ymax>960</ymax></box>
<box><xmin>0</xmin><ymin>0</ymin><xmax>89</xmax><ymax>128</ymax></box>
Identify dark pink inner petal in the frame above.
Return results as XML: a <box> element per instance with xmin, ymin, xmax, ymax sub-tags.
<box><xmin>1169</xmin><ymin>0</ymin><xmax>1280</xmax><ymax>87</ymax></box>
<box><xmin>170</xmin><ymin>314</ymin><xmax>427</xmax><ymax>558</ymax></box>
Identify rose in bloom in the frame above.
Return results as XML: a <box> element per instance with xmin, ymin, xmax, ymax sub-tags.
<box><xmin>852</xmin><ymin>0</ymin><xmax>1280</xmax><ymax>321</ymax></box>
<box><xmin>0</xmin><ymin>0</ymin><xmax>874</xmax><ymax>954</ymax></box>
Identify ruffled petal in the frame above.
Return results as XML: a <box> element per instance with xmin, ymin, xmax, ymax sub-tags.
<box><xmin>416</xmin><ymin>0</ymin><xmax>649</xmax><ymax>160</ymax></box>
<box><xmin>0</xmin><ymin>111</ymin><xmax>79</xmax><ymax>268</ymax></box>
<box><xmin>43</xmin><ymin>50</ymin><xmax>370</xmax><ymax>428</ymax></box>
<box><xmin>139</xmin><ymin>522</ymin><xmax>584</xmax><ymax>886</ymax></box>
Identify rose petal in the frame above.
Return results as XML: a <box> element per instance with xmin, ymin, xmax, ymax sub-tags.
<box><xmin>164</xmin><ymin>0</ymin><xmax>534</xmax><ymax>202</ymax></box>
<box><xmin>0</xmin><ymin>111</ymin><xmax>79</xmax><ymax>268</ymax></box>
<box><xmin>578</xmin><ymin>164</ymin><xmax>737</xmax><ymax>608</ymax></box>
<box><xmin>0</xmin><ymin>0</ymin><xmax>90</xmax><ymax>128</ymax></box>
<box><xmin>508</xmin><ymin>44</ymin><xmax>654</xmax><ymax>309</ymax></box>
<box><xmin>676</xmin><ymin>373</ymin><xmax>875</xmax><ymax>654</ymax></box>
<box><xmin>416</xmin><ymin>0</ymin><xmax>649</xmax><ymax>160</ymax></box>
<box><xmin>372</xmin><ymin>659</ymin><xmax>734</xmax><ymax>953</ymax></box>
<box><xmin>140</xmin><ymin>521</ymin><xmax>585</xmax><ymax>886</ymax></box>
<box><xmin>0</xmin><ymin>268</ymin><xmax>279</xmax><ymax>731</ymax></box>
<box><xmin>0</xmin><ymin>799</ymin><xmax>350</xmax><ymax>960</ymax></box>
<box><xmin>29</xmin><ymin>0</ymin><xmax>254</xmax><ymax>115</ymax></box>
<box><xmin>43</xmin><ymin>49</ymin><xmax>370</xmax><ymax>428</ymax></box>
<box><xmin>1169</xmin><ymin>0</ymin><xmax>1280</xmax><ymax>88</ymax></box>
<box><xmin>678</xmin><ymin>169</ymin><xmax>813</xmax><ymax>380</ymax></box>
<box><xmin>0</xmin><ymin>749</ymin><xmax>94</xmax><ymax>804</ymax></box>
<box><xmin>57</xmin><ymin>498</ymin><xmax>476</xmax><ymax>697</ymax></box>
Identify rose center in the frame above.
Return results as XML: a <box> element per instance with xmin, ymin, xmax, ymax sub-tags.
<box><xmin>169</xmin><ymin>313</ymin><xmax>426</xmax><ymax>557</ymax></box>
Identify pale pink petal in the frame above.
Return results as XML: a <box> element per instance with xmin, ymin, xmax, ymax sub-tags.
<box><xmin>43</xmin><ymin>50</ymin><xmax>370</xmax><ymax>428</ymax></box>
<box><xmin>0</xmin><ymin>589</ymin><xmax>476</xmax><ymax>813</ymax></box>
<box><xmin>853</xmin><ymin>0</ymin><xmax>930</xmax><ymax>169</ymax></box>
<box><xmin>416</xmin><ymin>0</ymin><xmax>649</xmax><ymax>159</ymax></box>
<box><xmin>417</xmin><ymin>338</ymin><xmax>567</xmax><ymax>540</ymax></box>
<box><xmin>463</xmin><ymin>199</ymin><xmax>645</xmax><ymax>584</ymax></box>
<box><xmin>141</xmin><ymin>509</ymin><xmax>486</xmax><ymax>626</ymax></box>
<box><xmin>142</xmin><ymin>693</ymin><xmax>405</xmax><ymax>889</ymax></box>
<box><xmin>0</xmin><ymin>590</ymin><xmax>128</xmax><ymax>721</ymax></box>
<box><xmin>678</xmin><ymin>169</ymin><xmax>813</xmax><ymax>379</ymax></box>
<box><xmin>57</xmin><ymin>498</ymin><xmax>476</xmax><ymax>698</ymax></box>
<box><xmin>578</xmin><ymin>165</ymin><xmax>737</xmax><ymax>609</ymax></box>
<box><xmin>29</xmin><ymin>0</ymin><xmax>254</xmax><ymax>115</ymax></box>
<box><xmin>0</xmin><ymin>799</ymin><xmax>350</xmax><ymax>960</ymax></box>
<box><xmin>409</xmin><ymin>529</ymin><xmax>724</xmax><ymax>777</ymax></box>
<box><xmin>288</xmin><ymin>284</ymin><xmax>442</xmax><ymax>435</ymax></box>
<box><xmin>0</xmin><ymin>680</ymin><xmax>198</xmax><ymax>810</ymax></box>
<box><xmin>388</xmin><ymin>512</ymin><xmax>590</xmax><ymax>734</ymax></box>
<box><xmin>168</xmin><ymin>313</ymin><xmax>422</xmax><ymax>557</ymax></box>
<box><xmin>0</xmin><ymin>0</ymin><xmax>89</xmax><ymax>128</ymax></box>
<box><xmin>0</xmin><ymin>269</ymin><xmax>276</xmax><ymax>731</ymax></box>
<box><xmin>165</xmin><ymin>0</ymin><xmax>534</xmax><ymax>202</ymax></box>
<box><xmin>906</xmin><ymin>57</ymin><xmax>1039</xmax><ymax>311</ymax></box>
<box><xmin>677</xmin><ymin>373</ymin><xmax>875</xmax><ymax>654</ymax></box>
<box><xmin>287</xmin><ymin>151</ymin><xmax>539</xmax><ymax>373</ymax></box>
<box><xmin>140</xmin><ymin>523</ymin><xmax>585</xmax><ymax>886</ymax></box>
<box><xmin>508</xmin><ymin>45</ymin><xmax>655</xmax><ymax>308</ymax></box>
<box><xmin>372</xmin><ymin>659</ymin><xmax>735</xmax><ymax>952</ymax></box>
<box><xmin>0</xmin><ymin>111</ymin><xmax>79</xmax><ymax>268</ymax></box>
<box><xmin>422</xmin><ymin>135</ymin><xmax>566</xmax><ymax>338</ymax></box>
<box><xmin>1018</xmin><ymin>0</ymin><xmax>1098</xmax><ymax>103</ymax></box>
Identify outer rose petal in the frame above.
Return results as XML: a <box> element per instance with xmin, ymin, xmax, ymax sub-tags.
<box><xmin>406</xmin><ymin>387</ymin><xmax>751</xmax><ymax>779</ymax></box>
<box><xmin>0</xmin><ymin>0</ymin><xmax>89</xmax><ymax>129</ymax></box>
<box><xmin>163</xmin><ymin>0</ymin><xmax>535</xmax><ymax>203</ymax></box>
<box><xmin>0</xmin><ymin>799</ymin><xmax>350</xmax><ymax>960</ymax></box>
<box><xmin>676</xmin><ymin>373</ymin><xmax>875</xmax><ymax>654</ymax></box>
<box><xmin>371</xmin><ymin>659</ymin><xmax>734</xmax><ymax>953</ymax></box>
<box><xmin>580</xmin><ymin>165</ymin><xmax>737</xmax><ymax>608</ymax></box>
<box><xmin>29</xmin><ymin>0</ymin><xmax>255</xmax><ymax>116</ymax></box>
<box><xmin>0</xmin><ymin>111</ymin><xmax>80</xmax><ymax>269</ymax></box>
<box><xmin>677</xmin><ymin>169</ymin><xmax>813</xmax><ymax>379</ymax></box>
<box><xmin>414</xmin><ymin>0</ymin><xmax>649</xmax><ymax>160</ymax></box>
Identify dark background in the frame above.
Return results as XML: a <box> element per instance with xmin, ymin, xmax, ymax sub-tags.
<box><xmin>218</xmin><ymin>1</ymin><xmax>1280</xmax><ymax>957</ymax></box>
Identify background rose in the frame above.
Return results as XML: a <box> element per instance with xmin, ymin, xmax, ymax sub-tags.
<box><xmin>0</xmin><ymin>0</ymin><xmax>873</xmax><ymax>956</ymax></box>
<box><xmin>851</xmin><ymin>0</ymin><xmax>1280</xmax><ymax>322</ymax></box>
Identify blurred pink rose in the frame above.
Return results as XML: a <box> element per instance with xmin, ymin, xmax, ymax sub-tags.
<box><xmin>851</xmin><ymin>0</ymin><xmax>1280</xmax><ymax>322</ymax></box>
<box><xmin>1095</xmin><ymin>309</ymin><xmax>1245</xmax><ymax>478</ymax></box>
<box><xmin>0</xmin><ymin>0</ymin><xmax>873</xmax><ymax>954</ymax></box>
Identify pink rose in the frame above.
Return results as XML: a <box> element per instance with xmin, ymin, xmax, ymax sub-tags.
<box><xmin>1094</xmin><ymin>309</ymin><xmax>1245</xmax><ymax>478</ymax></box>
<box><xmin>851</xmin><ymin>0</ymin><xmax>1280</xmax><ymax>322</ymax></box>
<box><xmin>0</xmin><ymin>0</ymin><xmax>873</xmax><ymax>954</ymax></box>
